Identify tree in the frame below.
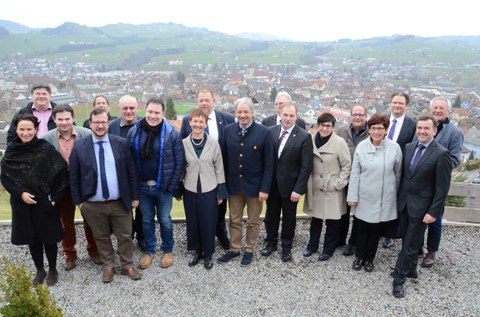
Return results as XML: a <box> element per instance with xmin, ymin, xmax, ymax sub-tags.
<box><xmin>270</xmin><ymin>87</ymin><xmax>278</xmax><ymax>103</ymax></box>
<box><xmin>453</xmin><ymin>95</ymin><xmax>461</xmax><ymax>108</ymax></box>
<box><xmin>165</xmin><ymin>97</ymin><xmax>177</xmax><ymax>120</ymax></box>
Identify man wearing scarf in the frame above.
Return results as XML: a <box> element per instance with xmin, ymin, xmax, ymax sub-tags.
<box><xmin>127</xmin><ymin>98</ymin><xmax>184</xmax><ymax>270</ymax></box>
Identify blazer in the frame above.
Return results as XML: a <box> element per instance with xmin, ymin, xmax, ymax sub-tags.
<box><xmin>223</xmin><ymin>121</ymin><xmax>274</xmax><ymax>197</ymax></box>
<box><xmin>261</xmin><ymin>114</ymin><xmax>306</xmax><ymax>130</ymax></box>
<box><xmin>270</xmin><ymin>125</ymin><xmax>313</xmax><ymax>198</ymax></box>
<box><xmin>42</xmin><ymin>126</ymin><xmax>92</xmax><ymax>152</ymax></box>
<box><xmin>182</xmin><ymin>135</ymin><xmax>225</xmax><ymax>193</ymax></box>
<box><xmin>108</xmin><ymin>116</ymin><xmax>142</xmax><ymax>137</ymax></box>
<box><xmin>397</xmin><ymin>140</ymin><xmax>452</xmax><ymax>219</ymax></box>
<box><xmin>395</xmin><ymin>115</ymin><xmax>416</xmax><ymax>152</ymax></box>
<box><xmin>69</xmin><ymin>134</ymin><xmax>139</xmax><ymax>211</ymax></box>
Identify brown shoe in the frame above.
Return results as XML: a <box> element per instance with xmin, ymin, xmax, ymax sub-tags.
<box><xmin>64</xmin><ymin>256</ymin><xmax>77</xmax><ymax>271</ymax></box>
<box><xmin>139</xmin><ymin>253</ymin><xmax>154</xmax><ymax>269</ymax></box>
<box><xmin>90</xmin><ymin>253</ymin><xmax>103</xmax><ymax>265</ymax></box>
<box><xmin>46</xmin><ymin>269</ymin><xmax>59</xmax><ymax>286</ymax></box>
<box><xmin>160</xmin><ymin>253</ymin><xmax>173</xmax><ymax>268</ymax></box>
<box><xmin>32</xmin><ymin>269</ymin><xmax>47</xmax><ymax>287</ymax></box>
<box><xmin>121</xmin><ymin>267</ymin><xmax>142</xmax><ymax>280</ymax></box>
<box><xmin>421</xmin><ymin>252</ymin><xmax>436</xmax><ymax>268</ymax></box>
<box><xmin>102</xmin><ymin>268</ymin><xmax>115</xmax><ymax>283</ymax></box>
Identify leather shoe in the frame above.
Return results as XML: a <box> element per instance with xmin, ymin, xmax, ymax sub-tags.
<box><xmin>318</xmin><ymin>254</ymin><xmax>331</xmax><ymax>261</ymax></box>
<box><xmin>421</xmin><ymin>252</ymin><xmax>435</xmax><ymax>268</ymax></box>
<box><xmin>32</xmin><ymin>269</ymin><xmax>47</xmax><ymax>287</ymax></box>
<box><xmin>46</xmin><ymin>269</ymin><xmax>59</xmax><ymax>286</ymax></box>
<box><xmin>121</xmin><ymin>267</ymin><xmax>141</xmax><ymax>280</ymax></box>
<box><xmin>364</xmin><ymin>261</ymin><xmax>374</xmax><ymax>273</ymax></box>
<box><xmin>281</xmin><ymin>249</ymin><xmax>292</xmax><ymax>262</ymax></box>
<box><xmin>89</xmin><ymin>253</ymin><xmax>103</xmax><ymax>265</ymax></box>
<box><xmin>64</xmin><ymin>256</ymin><xmax>77</xmax><ymax>271</ymax></box>
<box><xmin>217</xmin><ymin>251</ymin><xmax>240</xmax><ymax>263</ymax></box>
<box><xmin>303</xmin><ymin>249</ymin><xmax>315</xmax><ymax>257</ymax></box>
<box><xmin>343</xmin><ymin>244</ymin><xmax>355</xmax><ymax>256</ymax></box>
<box><xmin>383</xmin><ymin>238</ymin><xmax>395</xmax><ymax>248</ymax></box>
<box><xmin>102</xmin><ymin>268</ymin><xmax>115</xmax><ymax>283</ymax></box>
<box><xmin>352</xmin><ymin>258</ymin><xmax>363</xmax><ymax>270</ymax></box>
<box><xmin>188</xmin><ymin>252</ymin><xmax>202</xmax><ymax>267</ymax></box>
<box><xmin>204</xmin><ymin>256</ymin><xmax>213</xmax><ymax>270</ymax></box>
<box><xmin>260</xmin><ymin>245</ymin><xmax>277</xmax><ymax>257</ymax></box>
<box><xmin>160</xmin><ymin>253</ymin><xmax>173</xmax><ymax>268</ymax></box>
<box><xmin>392</xmin><ymin>284</ymin><xmax>405</xmax><ymax>298</ymax></box>
<box><xmin>139</xmin><ymin>253</ymin><xmax>154</xmax><ymax>269</ymax></box>
<box><xmin>389</xmin><ymin>270</ymin><xmax>418</xmax><ymax>279</ymax></box>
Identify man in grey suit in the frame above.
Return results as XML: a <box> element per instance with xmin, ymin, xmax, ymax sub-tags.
<box><xmin>261</xmin><ymin>91</ymin><xmax>306</xmax><ymax>129</ymax></box>
<box><xmin>261</xmin><ymin>102</ymin><xmax>313</xmax><ymax>262</ymax></box>
<box><xmin>42</xmin><ymin>104</ymin><xmax>100</xmax><ymax>270</ymax></box>
<box><xmin>420</xmin><ymin>96</ymin><xmax>463</xmax><ymax>268</ymax></box>
<box><xmin>383</xmin><ymin>92</ymin><xmax>416</xmax><ymax>248</ymax></box>
<box><xmin>391</xmin><ymin>115</ymin><xmax>452</xmax><ymax>298</ymax></box>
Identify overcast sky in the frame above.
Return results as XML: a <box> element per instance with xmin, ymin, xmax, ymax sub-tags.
<box><xmin>2</xmin><ymin>0</ymin><xmax>478</xmax><ymax>42</ymax></box>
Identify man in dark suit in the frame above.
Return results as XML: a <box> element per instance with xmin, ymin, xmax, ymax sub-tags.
<box><xmin>70</xmin><ymin>108</ymin><xmax>141</xmax><ymax>283</ymax></box>
<box><xmin>261</xmin><ymin>101</ymin><xmax>313</xmax><ymax>262</ymax></box>
<box><xmin>383</xmin><ymin>92</ymin><xmax>416</xmax><ymax>248</ymax></box>
<box><xmin>180</xmin><ymin>89</ymin><xmax>235</xmax><ymax>249</ymax></box>
<box><xmin>391</xmin><ymin>115</ymin><xmax>452</xmax><ymax>298</ymax></box>
<box><xmin>261</xmin><ymin>91</ymin><xmax>306</xmax><ymax>129</ymax></box>
<box><xmin>217</xmin><ymin>97</ymin><xmax>274</xmax><ymax>266</ymax></box>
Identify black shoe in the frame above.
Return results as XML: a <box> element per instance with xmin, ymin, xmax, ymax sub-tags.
<box><xmin>383</xmin><ymin>238</ymin><xmax>395</xmax><ymax>248</ymax></box>
<box><xmin>46</xmin><ymin>269</ymin><xmax>59</xmax><ymax>286</ymax></box>
<box><xmin>32</xmin><ymin>269</ymin><xmax>47</xmax><ymax>288</ymax></box>
<box><xmin>217</xmin><ymin>251</ymin><xmax>240</xmax><ymax>263</ymax></box>
<box><xmin>393</xmin><ymin>285</ymin><xmax>405</xmax><ymax>298</ymax></box>
<box><xmin>364</xmin><ymin>261</ymin><xmax>374</xmax><ymax>273</ymax></box>
<box><xmin>318</xmin><ymin>254</ymin><xmax>331</xmax><ymax>261</ymax></box>
<box><xmin>343</xmin><ymin>244</ymin><xmax>355</xmax><ymax>256</ymax></box>
<box><xmin>240</xmin><ymin>252</ymin><xmax>253</xmax><ymax>266</ymax></box>
<box><xmin>352</xmin><ymin>258</ymin><xmax>363</xmax><ymax>270</ymax></box>
<box><xmin>390</xmin><ymin>271</ymin><xmax>418</xmax><ymax>279</ymax></box>
<box><xmin>219</xmin><ymin>238</ymin><xmax>230</xmax><ymax>250</ymax></box>
<box><xmin>188</xmin><ymin>252</ymin><xmax>202</xmax><ymax>267</ymax></box>
<box><xmin>260</xmin><ymin>245</ymin><xmax>277</xmax><ymax>257</ymax></box>
<box><xmin>303</xmin><ymin>249</ymin><xmax>315</xmax><ymax>257</ymax></box>
<box><xmin>281</xmin><ymin>249</ymin><xmax>292</xmax><ymax>262</ymax></box>
<box><xmin>204</xmin><ymin>256</ymin><xmax>213</xmax><ymax>270</ymax></box>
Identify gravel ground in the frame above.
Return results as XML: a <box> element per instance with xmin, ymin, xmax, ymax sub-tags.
<box><xmin>0</xmin><ymin>220</ymin><xmax>479</xmax><ymax>317</ymax></box>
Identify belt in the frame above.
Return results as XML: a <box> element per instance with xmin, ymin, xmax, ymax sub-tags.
<box><xmin>143</xmin><ymin>180</ymin><xmax>157</xmax><ymax>186</ymax></box>
<box><xmin>91</xmin><ymin>199</ymin><xmax>120</xmax><ymax>204</ymax></box>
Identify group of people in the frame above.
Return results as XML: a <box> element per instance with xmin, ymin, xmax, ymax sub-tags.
<box><xmin>1</xmin><ymin>85</ymin><xmax>463</xmax><ymax>299</ymax></box>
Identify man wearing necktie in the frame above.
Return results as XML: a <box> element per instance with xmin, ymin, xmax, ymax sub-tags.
<box><xmin>383</xmin><ymin>92</ymin><xmax>416</xmax><ymax>249</ymax></box>
<box><xmin>70</xmin><ymin>108</ymin><xmax>141</xmax><ymax>283</ymax></box>
<box><xmin>261</xmin><ymin>102</ymin><xmax>313</xmax><ymax>262</ymax></box>
<box><xmin>391</xmin><ymin>115</ymin><xmax>452</xmax><ymax>298</ymax></box>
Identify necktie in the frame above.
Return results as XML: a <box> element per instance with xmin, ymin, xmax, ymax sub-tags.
<box><xmin>410</xmin><ymin>144</ymin><xmax>426</xmax><ymax>173</ymax></box>
<box><xmin>388</xmin><ymin>119</ymin><xmax>397</xmax><ymax>140</ymax></box>
<box><xmin>278</xmin><ymin>130</ymin><xmax>288</xmax><ymax>148</ymax></box>
<box><xmin>98</xmin><ymin>141</ymin><xmax>110</xmax><ymax>200</ymax></box>
<box><xmin>205</xmin><ymin>119</ymin><xmax>210</xmax><ymax>134</ymax></box>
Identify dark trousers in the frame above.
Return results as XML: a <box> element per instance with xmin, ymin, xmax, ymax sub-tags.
<box><xmin>29</xmin><ymin>243</ymin><xmax>58</xmax><ymax>270</ymax></box>
<box><xmin>264</xmin><ymin>187</ymin><xmax>298</xmax><ymax>250</ymax></box>
<box><xmin>393</xmin><ymin>212</ymin><xmax>427</xmax><ymax>286</ymax></box>
<box><xmin>132</xmin><ymin>206</ymin><xmax>144</xmax><ymax>241</ymax></box>
<box><xmin>184</xmin><ymin>189</ymin><xmax>218</xmax><ymax>256</ymax></box>
<box><xmin>355</xmin><ymin>218</ymin><xmax>384</xmax><ymax>262</ymax></box>
<box><xmin>339</xmin><ymin>206</ymin><xmax>358</xmax><ymax>246</ymax></box>
<box><xmin>425</xmin><ymin>215</ymin><xmax>442</xmax><ymax>252</ymax></box>
<box><xmin>306</xmin><ymin>217</ymin><xmax>340</xmax><ymax>256</ymax></box>
<box><xmin>215</xmin><ymin>200</ymin><xmax>229</xmax><ymax>245</ymax></box>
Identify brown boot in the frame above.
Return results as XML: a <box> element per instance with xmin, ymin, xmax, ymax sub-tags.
<box><xmin>139</xmin><ymin>253</ymin><xmax>154</xmax><ymax>269</ymax></box>
<box><xmin>421</xmin><ymin>252</ymin><xmax>435</xmax><ymax>268</ymax></box>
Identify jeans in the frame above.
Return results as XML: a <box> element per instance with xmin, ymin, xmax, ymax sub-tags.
<box><xmin>140</xmin><ymin>184</ymin><xmax>174</xmax><ymax>254</ymax></box>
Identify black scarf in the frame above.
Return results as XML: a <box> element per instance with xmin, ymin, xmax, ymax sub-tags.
<box><xmin>315</xmin><ymin>132</ymin><xmax>332</xmax><ymax>149</ymax></box>
<box><xmin>139</xmin><ymin>119</ymin><xmax>163</xmax><ymax>161</ymax></box>
<box><xmin>1</xmin><ymin>137</ymin><xmax>68</xmax><ymax>201</ymax></box>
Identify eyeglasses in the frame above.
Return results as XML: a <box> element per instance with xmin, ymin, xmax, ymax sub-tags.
<box><xmin>121</xmin><ymin>107</ymin><xmax>136</xmax><ymax>111</ymax></box>
<box><xmin>319</xmin><ymin>124</ymin><xmax>333</xmax><ymax>129</ymax></box>
<box><xmin>352</xmin><ymin>114</ymin><xmax>366</xmax><ymax>117</ymax></box>
<box><xmin>91</xmin><ymin>121</ymin><xmax>108</xmax><ymax>126</ymax></box>
<box><xmin>370</xmin><ymin>127</ymin><xmax>385</xmax><ymax>131</ymax></box>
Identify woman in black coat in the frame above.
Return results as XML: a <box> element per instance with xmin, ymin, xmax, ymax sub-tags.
<box><xmin>1</xmin><ymin>114</ymin><xmax>68</xmax><ymax>287</ymax></box>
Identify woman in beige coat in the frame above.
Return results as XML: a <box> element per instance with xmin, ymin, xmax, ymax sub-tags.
<box><xmin>303</xmin><ymin>113</ymin><xmax>351</xmax><ymax>261</ymax></box>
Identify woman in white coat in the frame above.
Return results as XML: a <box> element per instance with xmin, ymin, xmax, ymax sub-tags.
<box><xmin>303</xmin><ymin>113</ymin><xmax>351</xmax><ymax>261</ymax></box>
<box><xmin>347</xmin><ymin>113</ymin><xmax>402</xmax><ymax>272</ymax></box>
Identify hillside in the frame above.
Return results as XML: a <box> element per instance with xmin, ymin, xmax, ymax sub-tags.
<box><xmin>0</xmin><ymin>21</ymin><xmax>479</xmax><ymax>69</ymax></box>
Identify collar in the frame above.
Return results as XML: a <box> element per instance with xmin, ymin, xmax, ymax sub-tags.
<box><xmin>32</xmin><ymin>103</ymin><xmax>52</xmax><ymax>112</ymax></box>
<box><xmin>239</xmin><ymin>121</ymin><xmax>253</xmax><ymax>130</ymax></box>
<box><xmin>120</xmin><ymin>116</ymin><xmax>137</xmax><ymax>127</ymax></box>
<box><xmin>57</xmin><ymin>127</ymin><xmax>78</xmax><ymax>139</ymax></box>
<box><xmin>92</xmin><ymin>134</ymin><xmax>110</xmax><ymax>144</ymax></box>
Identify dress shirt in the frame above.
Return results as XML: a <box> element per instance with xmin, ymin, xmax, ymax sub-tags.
<box><xmin>57</xmin><ymin>128</ymin><xmax>78</xmax><ymax>165</ymax></box>
<box><xmin>89</xmin><ymin>134</ymin><xmax>120</xmax><ymax>201</ymax></box>
<box><xmin>32</xmin><ymin>104</ymin><xmax>52</xmax><ymax>138</ymax></box>
<box><xmin>278</xmin><ymin>125</ymin><xmax>294</xmax><ymax>158</ymax></box>
<box><xmin>208</xmin><ymin>111</ymin><xmax>219</xmax><ymax>140</ymax></box>
<box><xmin>388</xmin><ymin>114</ymin><xmax>405</xmax><ymax>143</ymax></box>
<box><xmin>276</xmin><ymin>115</ymin><xmax>281</xmax><ymax>125</ymax></box>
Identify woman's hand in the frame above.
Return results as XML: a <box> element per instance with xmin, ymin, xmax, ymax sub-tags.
<box><xmin>347</xmin><ymin>201</ymin><xmax>358</xmax><ymax>207</ymax></box>
<box><xmin>217</xmin><ymin>198</ymin><xmax>223</xmax><ymax>205</ymax></box>
<box><xmin>21</xmin><ymin>192</ymin><xmax>37</xmax><ymax>204</ymax></box>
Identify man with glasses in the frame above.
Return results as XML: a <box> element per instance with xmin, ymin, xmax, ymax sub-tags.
<box><xmin>336</xmin><ymin>105</ymin><xmax>370</xmax><ymax>256</ymax></box>
<box><xmin>109</xmin><ymin>95</ymin><xmax>144</xmax><ymax>251</ymax></box>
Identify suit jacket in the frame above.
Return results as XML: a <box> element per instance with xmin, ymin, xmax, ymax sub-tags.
<box><xmin>261</xmin><ymin>114</ymin><xmax>306</xmax><ymax>130</ymax></box>
<box><xmin>182</xmin><ymin>135</ymin><xmax>225</xmax><ymax>193</ymax></box>
<box><xmin>108</xmin><ymin>116</ymin><xmax>142</xmax><ymax>138</ymax></box>
<box><xmin>223</xmin><ymin>121</ymin><xmax>274</xmax><ymax>197</ymax></box>
<box><xmin>395</xmin><ymin>115</ymin><xmax>416</xmax><ymax>152</ymax></box>
<box><xmin>397</xmin><ymin>140</ymin><xmax>452</xmax><ymax>219</ymax></box>
<box><xmin>42</xmin><ymin>126</ymin><xmax>92</xmax><ymax>152</ymax></box>
<box><xmin>270</xmin><ymin>125</ymin><xmax>313</xmax><ymax>198</ymax></box>
<box><xmin>69</xmin><ymin>134</ymin><xmax>139</xmax><ymax>211</ymax></box>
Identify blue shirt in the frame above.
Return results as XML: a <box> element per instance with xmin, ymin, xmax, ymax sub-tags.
<box><xmin>89</xmin><ymin>134</ymin><xmax>120</xmax><ymax>201</ymax></box>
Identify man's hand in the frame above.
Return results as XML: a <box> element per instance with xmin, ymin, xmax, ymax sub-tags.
<box><xmin>21</xmin><ymin>192</ymin><xmax>37</xmax><ymax>204</ymax></box>
<box><xmin>423</xmin><ymin>213</ymin><xmax>436</xmax><ymax>224</ymax></box>
<box><xmin>258</xmin><ymin>192</ymin><xmax>268</xmax><ymax>202</ymax></box>
<box><xmin>290</xmin><ymin>192</ymin><xmax>301</xmax><ymax>202</ymax></box>
<box><xmin>132</xmin><ymin>200</ymin><xmax>139</xmax><ymax>209</ymax></box>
